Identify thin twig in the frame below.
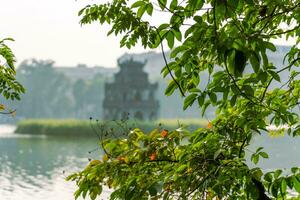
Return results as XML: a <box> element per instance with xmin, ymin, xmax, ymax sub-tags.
<box><xmin>155</xmin><ymin>28</ymin><xmax>186</xmax><ymax>97</ymax></box>
<box><xmin>0</xmin><ymin>109</ymin><xmax>16</xmax><ymax>115</ymax></box>
<box><xmin>239</xmin><ymin>134</ymin><xmax>248</xmax><ymax>158</ymax></box>
<box><xmin>260</xmin><ymin>57</ymin><xmax>300</xmax><ymax>102</ymax></box>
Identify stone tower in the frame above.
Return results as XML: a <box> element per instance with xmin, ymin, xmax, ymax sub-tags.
<box><xmin>103</xmin><ymin>58</ymin><xmax>159</xmax><ymax>120</ymax></box>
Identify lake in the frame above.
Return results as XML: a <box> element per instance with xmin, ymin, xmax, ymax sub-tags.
<box><xmin>0</xmin><ymin>124</ymin><xmax>300</xmax><ymax>200</ymax></box>
<box><xmin>0</xmin><ymin>125</ymin><xmax>110</xmax><ymax>200</ymax></box>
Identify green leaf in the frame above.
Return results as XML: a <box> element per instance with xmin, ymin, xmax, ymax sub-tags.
<box><xmin>264</xmin><ymin>41</ymin><xmax>276</xmax><ymax>52</ymax></box>
<box><xmin>158</xmin><ymin>0</ymin><xmax>167</xmax><ymax>10</ymax></box>
<box><xmin>293</xmin><ymin>177</ymin><xmax>300</xmax><ymax>193</ymax></box>
<box><xmin>271</xmin><ymin>183</ymin><xmax>278</xmax><ymax>198</ymax></box>
<box><xmin>201</xmin><ymin>101</ymin><xmax>210</xmax><ymax>117</ymax></box>
<box><xmin>214</xmin><ymin>149</ymin><xmax>222</xmax><ymax>160</ymax></box>
<box><xmin>254</xmin><ymin>170</ymin><xmax>264</xmax><ymax>182</ymax></box>
<box><xmin>230</xmin><ymin>95</ymin><xmax>237</xmax><ymax>107</ymax></box>
<box><xmin>166</xmin><ymin>31</ymin><xmax>175</xmax><ymax>49</ymax></box>
<box><xmin>176</xmin><ymin>164</ymin><xmax>187</xmax><ymax>173</ymax></box>
<box><xmin>242</xmin><ymin>85</ymin><xmax>254</xmax><ymax>97</ymax></box>
<box><xmin>78</xmin><ymin>7</ymin><xmax>87</xmax><ymax>16</ymax></box>
<box><xmin>226</xmin><ymin>49</ymin><xmax>236</xmax><ymax>75</ymax></box>
<box><xmin>257</xmin><ymin>71</ymin><xmax>268</xmax><ymax>83</ymax></box>
<box><xmin>264</xmin><ymin>172</ymin><xmax>273</xmax><ymax>182</ymax></box>
<box><xmin>234</xmin><ymin>50</ymin><xmax>246</xmax><ymax>77</ymax></box>
<box><xmin>250</xmin><ymin>52</ymin><xmax>260</xmax><ymax>73</ymax></box>
<box><xmin>137</xmin><ymin>4</ymin><xmax>147</xmax><ymax>18</ymax></box>
<box><xmin>209</xmin><ymin>92</ymin><xmax>217</xmax><ymax>104</ymax></box>
<box><xmin>280</xmin><ymin>179</ymin><xmax>287</xmax><ymax>196</ymax></box>
<box><xmin>192</xmin><ymin>73</ymin><xmax>200</xmax><ymax>86</ymax></box>
<box><xmin>170</xmin><ymin>45</ymin><xmax>188</xmax><ymax>58</ymax></box>
<box><xmin>193</xmin><ymin>16</ymin><xmax>202</xmax><ymax>23</ymax></box>
<box><xmin>274</xmin><ymin>169</ymin><xmax>282</xmax><ymax>179</ymax></box>
<box><xmin>158</xmin><ymin>23</ymin><xmax>169</xmax><ymax>31</ymax></box>
<box><xmin>131</xmin><ymin>1</ymin><xmax>145</xmax><ymax>8</ymax></box>
<box><xmin>256</xmin><ymin>147</ymin><xmax>264</xmax><ymax>153</ymax></box>
<box><xmin>291</xmin><ymin>167</ymin><xmax>299</xmax><ymax>174</ymax></box>
<box><xmin>148</xmin><ymin>184</ymin><xmax>158</xmax><ymax>196</ymax></box>
<box><xmin>170</xmin><ymin>0</ymin><xmax>178</xmax><ymax>11</ymax></box>
<box><xmin>251</xmin><ymin>154</ymin><xmax>259</xmax><ymax>165</ymax></box>
<box><xmin>259</xmin><ymin>152</ymin><xmax>269</xmax><ymax>159</ymax></box>
<box><xmin>197</xmin><ymin>94</ymin><xmax>205</xmax><ymax>107</ymax></box>
<box><xmin>165</xmin><ymin>80</ymin><xmax>178</xmax><ymax>96</ymax></box>
<box><xmin>173</xmin><ymin>30</ymin><xmax>182</xmax><ymax>41</ymax></box>
<box><xmin>268</xmin><ymin>70</ymin><xmax>281</xmax><ymax>82</ymax></box>
<box><xmin>146</xmin><ymin>3</ymin><xmax>154</xmax><ymax>15</ymax></box>
<box><xmin>261</xmin><ymin>49</ymin><xmax>269</xmax><ymax>69</ymax></box>
<box><xmin>183</xmin><ymin>93</ymin><xmax>197</xmax><ymax>110</ymax></box>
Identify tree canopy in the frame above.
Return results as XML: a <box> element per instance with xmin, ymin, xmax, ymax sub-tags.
<box><xmin>68</xmin><ymin>0</ymin><xmax>300</xmax><ymax>199</ymax></box>
<box><xmin>14</xmin><ymin>59</ymin><xmax>104</xmax><ymax>119</ymax></box>
<box><xmin>0</xmin><ymin>38</ymin><xmax>25</xmax><ymax>114</ymax></box>
<box><xmin>15</xmin><ymin>59</ymin><xmax>72</xmax><ymax>118</ymax></box>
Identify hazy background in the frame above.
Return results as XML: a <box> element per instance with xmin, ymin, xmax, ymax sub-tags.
<box><xmin>1</xmin><ymin>0</ymin><xmax>295</xmax><ymax>67</ymax></box>
<box><xmin>0</xmin><ymin>0</ymin><xmax>151</xmax><ymax>67</ymax></box>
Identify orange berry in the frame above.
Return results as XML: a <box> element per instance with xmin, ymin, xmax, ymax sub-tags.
<box><xmin>117</xmin><ymin>156</ymin><xmax>125</xmax><ymax>162</ymax></box>
<box><xmin>207</xmin><ymin>122</ymin><xmax>213</xmax><ymax>129</ymax></box>
<box><xmin>161</xmin><ymin>129</ymin><xmax>168</xmax><ymax>138</ymax></box>
<box><xmin>150</xmin><ymin>152</ymin><xmax>156</xmax><ymax>161</ymax></box>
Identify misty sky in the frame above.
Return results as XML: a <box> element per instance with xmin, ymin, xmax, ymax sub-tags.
<box><xmin>0</xmin><ymin>0</ymin><xmax>149</xmax><ymax>68</ymax></box>
<box><xmin>0</xmin><ymin>0</ymin><xmax>295</xmax><ymax>68</ymax></box>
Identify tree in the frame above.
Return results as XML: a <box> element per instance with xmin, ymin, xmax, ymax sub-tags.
<box><xmin>68</xmin><ymin>0</ymin><xmax>300</xmax><ymax>199</ymax></box>
<box><xmin>84</xmin><ymin>74</ymin><xmax>105</xmax><ymax>118</ymax></box>
<box><xmin>72</xmin><ymin>79</ymin><xmax>88</xmax><ymax>118</ymax></box>
<box><xmin>16</xmin><ymin>59</ymin><xmax>72</xmax><ymax>118</ymax></box>
<box><xmin>0</xmin><ymin>38</ymin><xmax>25</xmax><ymax>114</ymax></box>
<box><xmin>72</xmin><ymin>75</ymin><xmax>104</xmax><ymax>118</ymax></box>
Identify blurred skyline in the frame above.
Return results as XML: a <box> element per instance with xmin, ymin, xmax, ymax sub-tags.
<box><xmin>0</xmin><ymin>0</ymin><xmax>296</xmax><ymax>68</ymax></box>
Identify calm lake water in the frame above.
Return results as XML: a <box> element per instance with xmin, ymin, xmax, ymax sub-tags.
<box><xmin>0</xmin><ymin>125</ymin><xmax>110</xmax><ymax>200</ymax></box>
<box><xmin>0</xmin><ymin>124</ymin><xmax>300</xmax><ymax>200</ymax></box>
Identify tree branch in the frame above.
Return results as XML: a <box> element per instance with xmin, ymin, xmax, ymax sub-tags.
<box><xmin>260</xmin><ymin>57</ymin><xmax>300</xmax><ymax>102</ymax></box>
<box><xmin>155</xmin><ymin>28</ymin><xmax>186</xmax><ymax>97</ymax></box>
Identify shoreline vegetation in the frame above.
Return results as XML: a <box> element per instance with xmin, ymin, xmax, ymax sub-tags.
<box><xmin>15</xmin><ymin>119</ymin><xmax>206</xmax><ymax>137</ymax></box>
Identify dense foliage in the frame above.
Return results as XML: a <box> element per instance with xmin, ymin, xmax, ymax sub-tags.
<box><xmin>68</xmin><ymin>0</ymin><xmax>300</xmax><ymax>199</ymax></box>
<box><xmin>0</xmin><ymin>38</ymin><xmax>24</xmax><ymax>113</ymax></box>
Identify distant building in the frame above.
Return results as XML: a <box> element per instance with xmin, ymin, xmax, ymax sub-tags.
<box><xmin>103</xmin><ymin>58</ymin><xmax>159</xmax><ymax>120</ymax></box>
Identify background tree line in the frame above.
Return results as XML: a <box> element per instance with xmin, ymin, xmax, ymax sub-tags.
<box><xmin>0</xmin><ymin>57</ymin><xmax>216</xmax><ymax>122</ymax></box>
<box><xmin>0</xmin><ymin>59</ymin><xmax>104</xmax><ymax>120</ymax></box>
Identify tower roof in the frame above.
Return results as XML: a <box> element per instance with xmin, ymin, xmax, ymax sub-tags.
<box><xmin>117</xmin><ymin>57</ymin><xmax>147</xmax><ymax>69</ymax></box>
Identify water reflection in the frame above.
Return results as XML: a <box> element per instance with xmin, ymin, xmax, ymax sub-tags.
<box><xmin>0</xmin><ymin>125</ymin><xmax>300</xmax><ymax>200</ymax></box>
<box><xmin>0</xmin><ymin>125</ymin><xmax>106</xmax><ymax>200</ymax></box>
<box><xmin>249</xmin><ymin>133</ymin><xmax>300</xmax><ymax>170</ymax></box>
